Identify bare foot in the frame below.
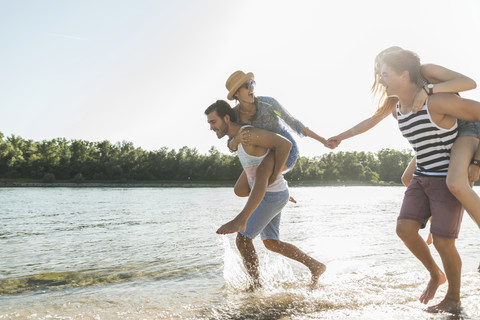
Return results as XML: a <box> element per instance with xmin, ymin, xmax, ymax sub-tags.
<box><xmin>419</xmin><ymin>270</ymin><xmax>447</xmax><ymax>304</ymax></box>
<box><xmin>309</xmin><ymin>262</ymin><xmax>327</xmax><ymax>289</ymax></box>
<box><xmin>426</xmin><ymin>298</ymin><xmax>461</xmax><ymax>314</ymax></box>
<box><xmin>216</xmin><ymin>218</ymin><xmax>247</xmax><ymax>234</ymax></box>
<box><xmin>425</xmin><ymin>233</ymin><xmax>432</xmax><ymax>245</ymax></box>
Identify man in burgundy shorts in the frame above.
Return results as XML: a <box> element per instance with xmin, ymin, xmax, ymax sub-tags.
<box><xmin>379</xmin><ymin>49</ymin><xmax>480</xmax><ymax>314</ymax></box>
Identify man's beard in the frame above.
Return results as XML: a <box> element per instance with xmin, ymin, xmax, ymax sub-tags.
<box><xmin>216</xmin><ymin>122</ymin><xmax>228</xmax><ymax>139</ymax></box>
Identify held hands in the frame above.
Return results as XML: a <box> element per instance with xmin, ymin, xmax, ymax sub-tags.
<box><xmin>412</xmin><ymin>87</ymin><xmax>428</xmax><ymax>114</ymax></box>
<box><xmin>303</xmin><ymin>126</ymin><xmax>333</xmax><ymax>149</ymax></box>
<box><xmin>326</xmin><ymin>136</ymin><xmax>341</xmax><ymax>149</ymax></box>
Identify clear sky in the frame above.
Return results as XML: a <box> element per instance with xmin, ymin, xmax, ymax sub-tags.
<box><xmin>1</xmin><ymin>0</ymin><xmax>480</xmax><ymax>157</ymax></box>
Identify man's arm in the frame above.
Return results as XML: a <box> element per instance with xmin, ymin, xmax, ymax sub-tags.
<box><xmin>429</xmin><ymin>93</ymin><xmax>480</xmax><ymax>124</ymax></box>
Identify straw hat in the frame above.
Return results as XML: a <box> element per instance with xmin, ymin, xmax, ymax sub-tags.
<box><xmin>226</xmin><ymin>70</ymin><xmax>255</xmax><ymax>100</ymax></box>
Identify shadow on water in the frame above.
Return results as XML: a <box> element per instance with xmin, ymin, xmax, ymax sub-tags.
<box><xmin>425</xmin><ymin>308</ymin><xmax>474</xmax><ymax>320</ymax></box>
<box><xmin>0</xmin><ymin>262</ymin><xmax>218</xmax><ymax>296</ymax></box>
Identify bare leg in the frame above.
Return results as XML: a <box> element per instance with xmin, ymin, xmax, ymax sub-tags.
<box><xmin>236</xmin><ymin>233</ymin><xmax>261</xmax><ymax>290</ymax></box>
<box><xmin>425</xmin><ymin>217</ymin><xmax>433</xmax><ymax>245</ymax></box>
<box><xmin>402</xmin><ymin>160</ymin><xmax>435</xmax><ymax>245</ymax></box>
<box><xmin>401</xmin><ymin>156</ymin><xmax>416</xmax><ymax>187</ymax></box>
<box><xmin>446</xmin><ymin>136</ymin><xmax>480</xmax><ymax>228</ymax></box>
<box><xmin>234</xmin><ymin>171</ymin><xmax>250</xmax><ymax>197</ymax></box>
<box><xmin>425</xmin><ymin>232</ymin><xmax>433</xmax><ymax>245</ymax></box>
<box><xmin>396</xmin><ymin>219</ymin><xmax>446</xmax><ymax>304</ymax></box>
<box><xmin>217</xmin><ymin>153</ymin><xmax>275</xmax><ymax>234</ymax></box>
<box><xmin>426</xmin><ymin>236</ymin><xmax>462</xmax><ymax>314</ymax></box>
<box><xmin>263</xmin><ymin>239</ymin><xmax>326</xmax><ymax>288</ymax></box>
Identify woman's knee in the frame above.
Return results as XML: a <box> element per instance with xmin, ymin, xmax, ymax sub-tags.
<box><xmin>234</xmin><ymin>183</ymin><xmax>250</xmax><ymax>197</ymax></box>
<box><xmin>446</xmin><ymin>174</ymin><xmax>468</xmax><ymax>197</ymax></box>
<box><xmin>447</xmin><ymin>136</ymin><xmax>478</xmax><ymax>195</ymax></box>
<box><xmin>234</xmin><ymin>172</ymin><xmax>250</xmax><ymax>197</ymax></box>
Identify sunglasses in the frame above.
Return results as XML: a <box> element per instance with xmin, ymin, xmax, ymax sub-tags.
<box><xmin>241</xmin><ymin>80</ymin><xmax>256</xmax><ymax>90</ymax></box>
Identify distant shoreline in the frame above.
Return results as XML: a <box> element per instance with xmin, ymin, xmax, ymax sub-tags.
<box><xmin>0</xmin><ymin>180</ymin><xmax>402</xmax><ymax>188</ymax></box>
<box><xmin>0</xmin><ymin>181</ymin><xmax>232</xmax><ymax>188</ymax></box>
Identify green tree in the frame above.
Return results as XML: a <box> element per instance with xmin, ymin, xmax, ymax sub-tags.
<box><xmin>0</xmin><ymin>132</ymin><xmax>416</xmax><ymax>184</ymax></box>
<box><xmin>377</xmin><ymin>148</ymin><xmax>412</xmax><ymax>183</ymax></box>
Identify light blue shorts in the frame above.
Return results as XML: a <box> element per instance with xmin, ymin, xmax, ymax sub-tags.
<box><xmin>458</xmin><ymin>120</ymin><xmax>480</xmax><ymax>138</ymax></box>
<box><xmin>240</xmin><ymin>189</ymin><xmax>290</xmax><ymax>240</ymax></box>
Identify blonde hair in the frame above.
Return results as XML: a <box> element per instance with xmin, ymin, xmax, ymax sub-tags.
<box><xmin>372</xmin><ymin>46</ymin><xmax>403</xmax><ymax>116</ymax></box>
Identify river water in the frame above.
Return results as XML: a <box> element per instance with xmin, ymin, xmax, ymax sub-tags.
<box><xmin>0</xmin><ymin>186</ymin><xmax>478</xmax><ymax>319</ymax></box>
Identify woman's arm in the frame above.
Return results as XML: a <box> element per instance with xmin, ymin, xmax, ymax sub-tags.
<box><xmin>412</xmin><ymin>64</ymin><xmax>477</xmax><ymax>113</ymax></box>
<box><xmin>267</xmin><ymin>98</ymin><xmax>329</xmax><ymax>147</ymax></box>
<box><xmin>327</xmin><ymin>110</ymin><xmax>391</xmax><ymax>148</ymax></box>
<box><xmin>422</xmin><ymin>63</ymin><xmax>477</xmax><ymax>91</ymax></box>
<box><xmin>268</xmin><ymin>98</ymin><xmax>306</xmax><ymax>137</ymax></box>
<box><xmin>227</xmin><ymin>136</ymin><xmax>239</xmax><ymax>151</ymax></box>
<box><xmin>302</xmin><ymin>126</ymin><xmax>327</xmax><ymax>146</ymax></box>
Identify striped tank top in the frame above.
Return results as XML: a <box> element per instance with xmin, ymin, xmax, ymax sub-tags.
<box><xmin>396</xmin><ymin>101</ymin><xmax>458</xmax><ymax>176</ymax></box>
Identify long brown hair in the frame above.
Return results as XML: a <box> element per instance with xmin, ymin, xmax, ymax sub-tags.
<box><xmin>371</xmin><ymin>46</ymin><xmax>403</xmax><ymax>116</ymax></box>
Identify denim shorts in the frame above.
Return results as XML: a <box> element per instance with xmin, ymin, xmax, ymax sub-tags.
<box><xmin>398</xmin><ymin>176</ymin><xmax>463</xmax><ymax>239</ymax></box>
<box><xmin>278</xmin><ymin>129</ymin><xmax>299</xmax><ymax>171</ymax></box>
<box><xmin>240</xmin><ymin>189</ymin><xmax>290</xmax><ymax>241</ymax></box>
<box><xmin>457</xmin><ymin>120</ymin><xmax>480</xmax><ymax>138</ymax></box>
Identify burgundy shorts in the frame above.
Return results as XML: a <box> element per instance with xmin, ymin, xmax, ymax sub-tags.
<box><xmin>398</xmin><ymin>176</ymin><xmax>464</xmax><ymax>239</ymax></box>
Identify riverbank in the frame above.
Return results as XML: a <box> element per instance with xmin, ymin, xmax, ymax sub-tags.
<box><xmin>0</xmin><ymin>180</ymin><xmax>232</xmax><ymax>188</ymax></box>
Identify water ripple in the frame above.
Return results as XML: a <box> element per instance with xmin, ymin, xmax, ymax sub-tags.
<box><xmin>0</xmin><ymin>262</ymin><xmax>219</xmax><ymax>296</ymax></box>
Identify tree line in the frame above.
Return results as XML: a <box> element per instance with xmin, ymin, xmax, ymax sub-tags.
<box><xmin>0</xmin><ymin>132</ymin><xmax>414</xmax><ymax>184</ymax></box>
